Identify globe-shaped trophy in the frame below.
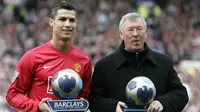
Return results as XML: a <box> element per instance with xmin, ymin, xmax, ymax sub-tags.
<box><xmin>123</xmin><ymin>76</ymin><xmax>156</xmax><ymax>112</ymax></box>
<box><xmin>47</xmin><ymin>69</ymin><xmax>89</xmax><ymax>111</ymax></box>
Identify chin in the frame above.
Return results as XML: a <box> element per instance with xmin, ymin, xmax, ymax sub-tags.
<box><xmin>60</xmin><ymin>36</ymin><xmax>72</xmax><ymax>41</ymax></box>
<box><xmin>63</xmin><ymin>34</ymin><xmax>72</xmax><ymax>38</ymax></box>
<box><xmin>131</xmin><ymin>47</ymin><xmax>142</xmax><ymax>52</ymax></box>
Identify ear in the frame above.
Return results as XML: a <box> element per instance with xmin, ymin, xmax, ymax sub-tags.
<box><xmin>49</xmin><ymin>18</ymin><xmax>54</xmax><ymax>27</ymax></box>
<box><xmin>144</xmin><ymin>29</ymin><xmax>148</xmax><ymax>39</ymax></box>
<box><xmin>119</xmin><ymin>30</ymin><xmax>124</xmax><ymax>40</ymax></box>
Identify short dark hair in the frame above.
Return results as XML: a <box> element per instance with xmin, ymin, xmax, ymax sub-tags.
<box><xmin>50</xmin><ymin>0</ymin><xmax>76</xmax><ymax>19</ymax></box>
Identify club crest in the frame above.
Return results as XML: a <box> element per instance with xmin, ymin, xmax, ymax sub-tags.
<box><xmin>74</xmin><ymin>63</ymin><xmax>81</xmax><ymax>73</ymax></box>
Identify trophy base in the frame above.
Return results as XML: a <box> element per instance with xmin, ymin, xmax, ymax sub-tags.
<box><xmin>47</xmin><ymin>99</ymin><xmax>89</xmax><ymax>111</ymax></box>
<box><xmin>122</xmin><ymin>108</ymin><xmax>147</xmax><ymax>112</ymax></box>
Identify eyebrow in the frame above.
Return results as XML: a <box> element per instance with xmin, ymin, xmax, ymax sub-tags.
<box><xmin>126</xmin><ymin>26</ymin><xmax>144</xmax><ymax>29</ymax></box>
<box><xmin>58</xmin><ymin>16</ymin><xmax>76</xmax><ymax>19</ymax></box>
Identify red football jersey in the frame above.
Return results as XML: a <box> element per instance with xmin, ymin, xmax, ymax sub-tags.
<box><xmin>6</xmin><ymin>41</ymin><xmax>92</xmax><ymax>112</ymax></box>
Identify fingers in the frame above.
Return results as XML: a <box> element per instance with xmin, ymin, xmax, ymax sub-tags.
<box><xmin>80</xmin><ymin>97</ymin><xmax>85</xmax><ymax>100</ymax></box>
<box><xmin>116</xmin><ymin>101</ymin><xmax>128</xmax><ymax>112</ymax></box>
<box><xmin>41</xmin><ymin>98</ymin><xmax>52</xmax><ymax>102</ymax></box>
<box><xmin>39</xmin><ymin>98</ymin><xmax>52</xmax><ymax>112</ymax></box>
<box><xmin>158</xmin><ymin>106</ymin><xmax>163</xmax><ymax>112</ymax></box>
<box><xmin>118</xmin><ymin>101</ymin><xmax>128</xmax><ymax>108</ymax></box>
<box><xmin>147</xmin><ymin>100</ymin><xmax>163</xmax><ymax>112</ymax></box>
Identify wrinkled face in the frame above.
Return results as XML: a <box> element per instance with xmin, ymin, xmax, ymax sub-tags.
<box><xmin>119</xmin><ymin>17</ymin><xmax>147</xmax><ymax>51</ymax></box>
<box><xmin>49</xmin><ymin>9</ymin><xmax>77</xmax><ymax>41</ymax></box>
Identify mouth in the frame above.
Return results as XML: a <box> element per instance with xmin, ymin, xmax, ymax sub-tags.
<box><xmin>62</xmin><ymin>29</ymin><xmax>73</xmax><ymax>34</ymax></box>
<box><xmin>62</xmin><ymin>29</ymin><xmax>72</xmax><ymax>32</ymax></box>
<box><xmin>132</xmin><ymin>40</ymin><xmax>140</xmax><ymax>43</ymax></box>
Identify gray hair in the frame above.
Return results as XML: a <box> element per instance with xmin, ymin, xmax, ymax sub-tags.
<box><xmin>119</xmin><ymin>12</ymin><xmax>147</xmax><ymax>30</ymax></box>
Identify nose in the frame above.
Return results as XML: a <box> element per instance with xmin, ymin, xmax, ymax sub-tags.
<box><xmin>64</xmin><ymin>19</ymin><xmax>71</xmax><ymax>27</ymax></box>
<box><xmin>132</xmin><ymin>29</ymin><xmax>138</xmax><ymax>35</ymax></box>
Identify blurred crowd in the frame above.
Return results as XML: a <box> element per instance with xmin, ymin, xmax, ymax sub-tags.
<box><xmin>0</xmin><ymin>0</ymin><xmax>200</xmax><ymax>111</ymax></box>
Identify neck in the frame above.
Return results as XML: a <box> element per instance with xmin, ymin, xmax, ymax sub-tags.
<box><xmin>51</xmin><ymin>38</ymin><xmax>72</xmax><ymax>52</ymax></box>
<box><xmin>125</xmin><ymin>48</ymin><xmax>143</xmax><ymax>52</ymax></box>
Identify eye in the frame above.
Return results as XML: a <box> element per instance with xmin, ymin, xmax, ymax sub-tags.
<box><xmin>126</xmin><ymin>28</ymin><xmax>133</xmax><ymax>32</ymax></box>
<box><xmin>137</xmin><ymin>27</ymin><xmax>144</xmax><ymax>30</ymax></box>
<box><xmin>69</xmin><ymin>18</ymin><xmax>76</xmax><ymax>23</ymax></box>
<box><xmin>59</xmin><ymin>18</ymin><xmax>66</xmax><ymax>21</ymax></box>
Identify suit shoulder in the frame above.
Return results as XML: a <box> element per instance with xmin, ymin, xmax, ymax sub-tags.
<box><xmin>151</xmin><ymin>50</ymin><xmax>173</xmax><ymax>65</ymax></box>
<box><xmin>154</xmin><ymin>51</ymin><xmax>171</xmax><ymax>59</ymax></box>
<box><xmin>95</xmin><ymin>52</ymin><xmax>114</xmax><ymax>66</ymax></box>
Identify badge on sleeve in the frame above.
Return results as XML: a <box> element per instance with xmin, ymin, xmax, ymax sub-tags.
<box><xmin>12</xmin><ymin>71</ymin><xmax>19</xmax><ymax>83</ymax></box>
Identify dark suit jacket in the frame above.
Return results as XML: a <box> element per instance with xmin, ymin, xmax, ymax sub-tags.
<box><xmin>89</xmin><ymin>42</ymin><xmax>188</xmax><ymax>112</ymax></box>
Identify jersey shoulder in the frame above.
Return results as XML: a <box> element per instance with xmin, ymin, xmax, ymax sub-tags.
<box><xmin>71</xmin><ymin>46</ymin><xmax>91</xmax><ymax>61</ymax></box>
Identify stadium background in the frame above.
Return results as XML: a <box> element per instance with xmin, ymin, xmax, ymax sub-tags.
<box><xmin>0</xmin><ymin>0</ymin><xmax>199</xmax><ymax>111</ymax></box>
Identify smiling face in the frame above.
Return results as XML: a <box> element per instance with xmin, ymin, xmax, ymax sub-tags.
<box><xmin>119</xmin><ymin>17</ymin><xmax>147</xmax><ymax>52</ymax></box>
<box><xmin>49</xmin><ymin>9</ymin><xmax>77</xmax><ymax>42</ymax></box>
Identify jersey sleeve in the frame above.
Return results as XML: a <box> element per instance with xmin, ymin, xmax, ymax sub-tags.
<box><xmin>77</xmin><ymin>59</ymin><xmax>92</xmax><ymax>100</ymax></box>
<box><xmin>6</xmin><ymin>51</ymin><xmax>40</xmax><ymax>111</ymax></box>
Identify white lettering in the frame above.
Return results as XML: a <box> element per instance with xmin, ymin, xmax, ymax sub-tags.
<box><xmin>54</xmin><ymin>101</ymin><xmax>84</xmax><ymax>108</ymax></box>
<box><xmin>54</xmin><ymin>102</ymin><xmax>59</xmax><ymax>108</ymax></box>
<box><xmin>78</xmin><ymin>101</ymin><xmax>84</xmax><ymax>107</ymax></box>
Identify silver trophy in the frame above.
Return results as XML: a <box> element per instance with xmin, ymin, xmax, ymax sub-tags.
<box><xmin>124</xmin><ymin>76</ymin><xmax>156</xmax><ymax>112</ymax></box>
<box><xmin>47</xmin><ymin>69</ymin><xmax>89</xmax><ymax>111</ymax></box>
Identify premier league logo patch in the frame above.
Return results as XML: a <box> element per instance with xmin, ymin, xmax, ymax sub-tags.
<box><xmin>12</xmin><ymin>71</ymin><xmax>19</xmax><ymax>83</ymax></box>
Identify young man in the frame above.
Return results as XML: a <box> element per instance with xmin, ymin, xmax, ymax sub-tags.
<box><xmin>6</xmin><ymin>1</ymin><xmax>92</xmax><ymax>112</ymax></box>
<box><xmin>89</xmin><ymin>12</ymin><xmax>188</xmax><ymax>112</ymax></box>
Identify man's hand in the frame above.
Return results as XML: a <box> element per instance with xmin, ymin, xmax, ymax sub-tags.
<box><xmin>38</xmin><ymin>98</ymin><xmax>51</xmax><ymax>112</ymax></box>
<box><xmin>147</xmin><ymin>100</ymin><xmax>163</xmax><ymax>112</ymax></box>
<box><xmin>116</xmin><ymin>101</ymin><xmax>128</xmax><ymax>112</ymax></box>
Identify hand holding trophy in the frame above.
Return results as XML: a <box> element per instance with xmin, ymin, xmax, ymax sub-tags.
<box><xmin>47</xmin><ymin>69</ymin><xmax>89</xmax><ymax>111</ymax></box>
<box><xmin>123</xmin><ymin>76</ymin><xmax>156</xmax><ymax>112</ymax></box>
